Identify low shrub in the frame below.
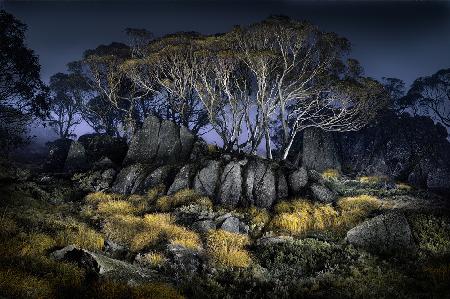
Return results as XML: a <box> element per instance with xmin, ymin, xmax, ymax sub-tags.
<box><xmin>206</xmin><ymin>229</ymin><xmax>251</xmax><ymax>268</ymax></box>
<box><xmin>408</xmin><ymin>212</ymin><xmax>450</xmax><ymax>260</ymax></box>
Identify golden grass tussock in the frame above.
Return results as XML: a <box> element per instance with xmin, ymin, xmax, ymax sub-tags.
<box><xmin>322</xmin><ymin>168</ymin><xmax>340</xmax><ymax>180</ymax></box>
<box><xmin>247</xmin><ymin>206</ymin><xmax>270</xmax><ymax>227</ymax></box>
<box><xmin>139</xmin><ymin>251</ymin><xmax>167</xmax><ymax>268</ymax></box>
<box><xmin>0</xmin><ymin>267</ymin><xmax>53</xmax><ymax>299</ymax></box>
<box><xmin>206</xmin><ymin>229</ymin><xmax>251</xmax><ymax>268</ymax></box>
<box><xmin>94</xmin><ymin>280</ymin><xmax>184</xmax><ymax>299</ymax></box>
<box><xmin>337</xmin><ymin>194</ymin><xmax>382</xmax><ymax>229</ymax></box>
<box><xmin>358</xmin><ymin>175</ymin><xmax>388</xmax><ymax>185</ymax></box>
<box><xmin>97</xmin><ymin>200</ymin><xmax>136</xmax><ymax>216</ymax></box>
<box><xmin>156</xmin><ymin>189</ymin><xmax>213</xmax><ymax>212</ymax></box>
<box><xmin>85</xmin><ymin>192</ymin><xmax>124</xmax><ymax>205</ymax></box>
<box><xmin>269</xmin><ymin>196</ymin><xmax>382</xmax><ymax>235</ymax></box>
<box><xmin>55</xmin><ymin>223</ymin><xmax>105</xmax><ymax>251</ymax></box>
<box><xmin>396</xmin><ymin>182</ymin><xmax>413</xmax><ymax>191</ymax></box>
<box><xmin>128</xmin><ymin>194</ymin><xmax>151</xmax><ymax>214</ymax></box>
<box><xmin>104</xmin><ymin>213</ymin><xmax>201</xmax><ymax>252</ymax></box>
<box><xmin>270</xmin><ymin>199</ymin><xmax>359</xmax><ymax>236</ymax></box>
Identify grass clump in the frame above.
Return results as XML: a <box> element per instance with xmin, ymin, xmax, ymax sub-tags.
<box><xmin>206</xmin><ymin>229</ymin><xmax>251</xmax><ymax>268</ymax></box>
<box><xmin>358</xmin><ymin>175</ymin><xmax>388</xmax><ymax>185</ymax></box>
<box><xmin>97</xmin><ymin>200</ymin><xmax>135</xmax><ymax>216</ymax></box>
<box><xmin>104</xmin><ymin>213</ymin><xmax>201</xmax><ymax>252</ymax></box>
<box><xmin>93</xmin><ymin>280</ymin><xmax>184</xmax><ymax>299</ymax></box>
<box><xmin>55</xmin><ymin>223</ymin><xmax>105</xmax><ymax>251</ymax></box>
<box><xmin>336</xmin><ymin>194</ymin><xmax>382</xmax><ymax>229</ymax></box>
<box><xmin>270</xmin><ymin>199</ymin><xmax>338</xmax><ymax>236</ymax></box>
<box><xmin>246</xmin><ymin>207</ymin><xmax>270</xmax><ymax>237</ymax></box>
<box><xmin>322</xmin><ymin>168</ymin><xmax>340</xmax><ymax>180</ymax></box>
<box><xmin>85</xmin><ymin>192</ymin><xmax>124</xmax><ymax>205</ymax></box>
<box><xmin>139</xmin><ymin>251</ymin><xmax>167</xmax><ymax>268</ymax></box>
<box><xmin>156</xmin><ymin>189</ymin><xmax>213</xmax><ymax>212</ymax></box>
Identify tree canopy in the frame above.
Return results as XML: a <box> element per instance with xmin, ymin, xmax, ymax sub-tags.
<box><xmin>0</xmin><ymin>10</ymin><xmax>48</xmax><ymax>151</ymax></box>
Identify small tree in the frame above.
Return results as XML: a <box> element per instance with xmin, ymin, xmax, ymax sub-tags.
<box><xmin>47</xmin><ymin>72</ymin><xmax>88</xmax><ymax>138</ymax></box>
<box><xmin>0</xmin><ymin>10</ymin><xmax>48</xmax><ymax>151</ymax></box>
<box><xmin>403</xmin><ymin>69</ymin><xmax>450</xmax><ymax>128</ymax></box>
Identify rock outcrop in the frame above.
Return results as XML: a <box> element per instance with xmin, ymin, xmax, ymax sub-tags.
<box><xmin>64</xmin><ymin>141</ymin><xmax>89</xmax><ymax>172</ymax></box>
<box><xmin>302</xmin><ymin>127</ymin><xmax>341</xmax><ymax>172</ymax></box>
<box><xmin>301</xmin><ymin>113</ymin><xmax>450</xmax><ymax>193</ymax></box>
<box><xmin>194</xmin><ymin>160</ymin><xmax>221</xmax><ymax>198</ymax></box>
<box><xmin>124</xmin><ymin>115</ymin><xmax>195</xmax><ymax>166</ymax></box>
<box><xmin>44</xmin><ymin>138</ymin><xmax>73</xmax><ymax>171</ymax></box>
<box><xmin>51</xmin><ymin>245</ymin><xmax>160</xmax><ymax>283</ymax></box>
<box><xmin>245</xmin><ymin>160</ymin><xmax>277</xmax><ymax>208</ymax></box>
<box><xmin>346</xmin><ymin>212</ymin><xmax>415</xmax><ymax>254</ymax></box>
<box><xmin>288</xmin><ymin>167</ymin><xmax>308</xmax><ymax>195</ymax></box>
<box><xmin>218</xmin><ymin>161</ymin><xmax>243</xmax><ymax>207</ymax></box>
<box><xmin>78</xmin><ymin>133</ymin><xmax>128</xmax><ymax>165</ymax></box>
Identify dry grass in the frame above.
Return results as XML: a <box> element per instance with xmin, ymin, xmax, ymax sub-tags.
<box><xmin>94</xmin><ymin>280</ymin><xmax>184</xmax><ymax>299</ymax></box>
<box><xmin>396</xmin><ymin>182</ymin><xmax>413</xmax><ymax>191</ymax></box>
<box><xmin>139</xmin><ymin>251</ymin><xmax>167</xmax><ymax>268</ymax></box>
<box><xmin>55</xmin><ymin>223</ymin><xmax>105</xmax><ymax>251</ymax></box>
<box><xmin>337</xmin><ymin>195</ymin><xmax>382</xmax><ymax>229</ymax></box>
<box><xmin>358</xmin><ymin>175</ymin><xmax>388</xmax><ymax>185</ymax></box>
<box><xmin>104</xmin><ymin>213</ymin><xmax>201</xmax><ymax>252</ymax></box>
<box><xmin>155</xmin><ymin>189</ymin><xmax>213</xmax><ymax>212</ymax></box>
<box><xmin>85</xmin><ymin>192</ymin><xmax>124</xmax><ymax>205</ymax></box>
<box><xmin>206</xmin><ymin>229</ymin><xmax>251</xmax><ymax>268</ymax></box>
<box><xmin>97</xmin><ymin>200</ymin><xmax>136</xmax><ymax>216</ymax></box>
<box><xmin>322</xmin><ymin>168</ymin><xmax>340</xmax><ymax>180</ymax></box>
<box><xmin>0</xmin><ymin>267</ymin><xmax>53</xmax><ymax>298</ymax></box>
<box><xmin>247</xmin><ymin>207</ymin><xmax>270</xmax><ymax>228</ymax></box>
<box><xmin>270</xmin><ymin>199</ymin><xmax>339</xmax><ymax>236</ymax></box>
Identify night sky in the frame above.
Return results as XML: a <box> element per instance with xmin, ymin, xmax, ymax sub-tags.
<box><xmin>2</xmin><ymin>0</ymin><xmax>450</xmax><ymax>139</ymax></box>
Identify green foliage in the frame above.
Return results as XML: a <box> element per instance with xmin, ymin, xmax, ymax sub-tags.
<box><xmin>408</xmin><ymin>212</ymin><xmax>450</xmax><ymax>260</ymax></box>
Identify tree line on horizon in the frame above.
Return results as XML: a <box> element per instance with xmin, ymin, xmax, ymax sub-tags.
<box><xmin>1</xmin><ymin>10</ymin><xmax>449</xmax><ymax>160</ymax></box>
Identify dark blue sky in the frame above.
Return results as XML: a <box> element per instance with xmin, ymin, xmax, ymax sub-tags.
<box><xmin>3</xmin><ymin>0</ymin><xmax>450</xmax><ymax>87</ymax></box>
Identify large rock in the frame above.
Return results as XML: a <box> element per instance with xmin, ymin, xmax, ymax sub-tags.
<box><xmin>111</xmin><ymin>164</ymin><xmax>148</xmax><ymax>194</ymax></box>
<box><xmin>302</xmin><ymin>127</ymin><xmax>341</xmax><ymax>172</ymax></box>
<box><xmin>245</xmin><ymin>160</ymin><xmax>277</xmax><ymax>208</ymax></box>
<box><xmin>125</xmin><ymin>115</ymin><xmax>195</xmax><ymax>166</ymax></box>
<box><xmin>310</xmin><ymin>183</ymin><xmax>336</xmax><ymax>203</ymax></box>
<box><xmin>137</xmin><ymin>165</ymin><xmax>177</xmax><ymax>193</ymax></box>
<box><xmin>168</xmin><ymin>164</ymin><xmax>197</xmax><ymax>195</ymax></box>
<box><xmin>194</xmin><ymin>160</ymin><xmax>221</xmax><ymax>198</ymax></box>
<box><xmin>339</xmin><ymin>113</ymin><xmax>450</xmax><ymax>193</ymax></box>
<box><xmin>44</xmin><ymin>138</ymin><xmax>73</xmax><ymax>172</ymax></box>
<box><xmin>288</xmin><ymin>167</ymin><xmax>308</xmax><ymax>195</ymax></box>
<box><xmin>78</xmin><ymin>133</ymin><xmax>128</xmax><ymax>165</ymax></box>
<box><xmin>218</xmin><ymin>161</ymin><xmax>243</xmax><ymax>207</ymax></box>
<box><xmin>64</xmin><ymin>141</ymin><xmax>89</xmax><ymax>172</ymax></box>
<box><xmin>346</xmin><ymin>212</ymin><xmax>415</xmax><ymax>254</ymax></box>
<box><xmin>277</xmin><ymin>170</ymin><xmax>289</xmax><ymax>200</ymax></box>
<box><xmin>51</xmin><ymin>245</ymin><xmax>159</xmax><ymax>283</ymax></box>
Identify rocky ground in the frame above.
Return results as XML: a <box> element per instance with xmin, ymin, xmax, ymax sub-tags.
<box><xmin>1</xmin><ymin>114</ymin><xmax>450</xmax><ymax>298</ymax></box>
<box><xmin>1</xmin><ymin>157</ymin><xmax>449</xmax><ymax>299</ymax></box>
